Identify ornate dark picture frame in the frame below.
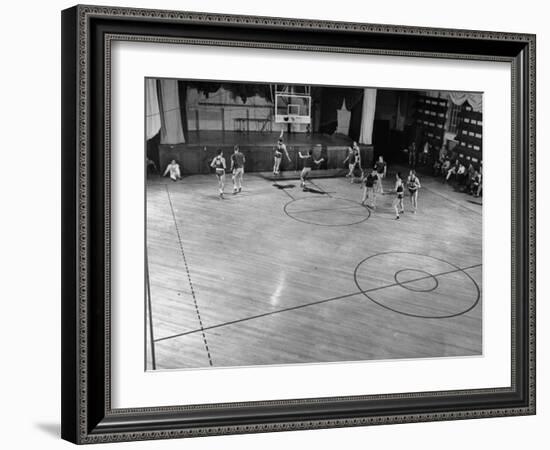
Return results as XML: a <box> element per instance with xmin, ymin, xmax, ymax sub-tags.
<box><xmin>61</xmin><ymin>4</ymin><xmax>536</xmax><ymax>444</ymax></box>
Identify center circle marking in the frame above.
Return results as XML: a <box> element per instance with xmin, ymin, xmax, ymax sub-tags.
<box><xmin>284</xmin><ymin>197</ymin><xmax>370</xmax><ymax>227</ymax></box>
<box><xmin>353</xmin><ymin>252</ymin><xmax>481</xmax><ymax>319</ymax></box>
<box><xmin>394</xmin><ymin>268</ymin><xmax>439</xmax><ymax>293</ymax></box>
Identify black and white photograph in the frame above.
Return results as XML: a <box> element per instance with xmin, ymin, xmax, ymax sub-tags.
<box><xmin>145</xmin><ymin>79</ymin><xmax>484</xmax><ymax>370</ymax></box>
<box><xmin>0</xmin><ymin>0</ymin><xmax>543</xmax><ymax>446</ymax></box>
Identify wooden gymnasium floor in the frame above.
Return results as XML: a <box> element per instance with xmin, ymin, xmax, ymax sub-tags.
<box><xmin>145</xmin><ymin>169</ymin><xmax>482</xmax><ymax>370</ymax></box>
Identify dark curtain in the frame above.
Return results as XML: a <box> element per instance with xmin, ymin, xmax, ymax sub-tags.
<box><xmin>156</xmin><ymin>80</ymin><xmax>167</xmax><ymax>139</ymax></box>
<box><xmin>315</xmin><ymin>87</ymin><xmax>338</xmax><ymax>135</ymax></box>
<box><xmin>177</xmin><ymin>80</ymin><xmax>189</xmax><ymax>142</ymax></box>
<box><xmin>146</xmin><ymin>131</ymin><xmax>161</xmax><ymax>171</ymax></box>
<box><xmin>315</xmin><ymin>87</ymin><xmax>363</xmax><ymax>137</ymax></box>
<box><xmin>191</xmin><ymin>82</ymin><xmax>271</xmax><ymax>103</ymax></box>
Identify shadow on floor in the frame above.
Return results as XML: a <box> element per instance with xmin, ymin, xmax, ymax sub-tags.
<box><xmin>35</xmin><ymin>422</ymin><xmax>60</xmax><ymax>438</ymax></box>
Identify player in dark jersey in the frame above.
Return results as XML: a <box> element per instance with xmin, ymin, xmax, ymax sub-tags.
<box><xmin>374</xmin><ymin>156</ymin><xmax>387</xmax><ymax>193</ymax></box>
<box><xmin>273</xmin><ymin>130</ymin><xmax>292</xmax><ymax>175</ymax></box>
<box><xmin>361</xmin><ymin>169</ymin><xmax>378</xmax><ymax>209</ymax></box>
<box><xmin>408</xmin><ymin>142</ymin><xmax>417</xmax><ymax>168</ymax></box>
<box><xmin>343</xmin><ymin>142</ymin><xmax>362</xmax><ymax>183</ymax></box>
<box><xmin>406</xmin><ymin>169</ymin><xmax>421</xmax><ymax>213</ymax></box>
<box><xmin>298</xmin><ymin>148</ymin><xmax>325</xmax><ymax>189</ymax></box>
<box><xmin>230</xmin><ymin>145</ymin><xmax>246</xmax><ymax>194</ymax></box>
<box><xmin>393</xmin><ymin>172</ymin><xmax>405</xmax><ymax>220</ymax></box>
<box><xmin>210</xmin><ymin>149</ymin><xmax>227</xmax><ymax>199</ymax></box>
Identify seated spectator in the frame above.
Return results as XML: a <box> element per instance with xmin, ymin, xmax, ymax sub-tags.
<box><xmin>163</xmin><ymin>159</ymin><xmax>182</xmax><ymax>181</ymax></box>
<box><xmin>441</xmin><ymin>158</ymin><xmax>451</xmax><ymax>177</ymax></box>
<box><xmin>465</xmin><ymin>163</ymin><xmax>475</xmax><ymax>189</ymax></box>
<box><xmin>146</xmin><ymin>157</ymin><xmax>157</xmax><ymax>174</ymax></box>
<box><xmin>433</xmin><ymin>158</ymin><xmax>442</xmax><ymax>176</ymax></box>
<box><xmin>439</xmin><ymin>144</ymin><xmax>448</xmax><ymax>162</ymax></box>
<box><xmin>456</xmin><ymin>163</ymin><xmax>467</xmax><ymax>185</ymax></box>
<box><xmin>470</xmin><ymin>170</ymin><xmax>482</xmax><ymax>197</ymax></box>
<box><xmin>445</xmin><ymin>159</ymin><xmax>460</xmax><ymax>181</ymax></box>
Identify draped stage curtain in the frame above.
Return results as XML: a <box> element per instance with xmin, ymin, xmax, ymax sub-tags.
<box><xmin>157</xmin><ymin>79</ymin><xmax>186</xmax><ymax>144</ymax></box>
<box><xmin>425</xmin><ymin>90</ymin><xmax>482</xmax><ymax>113</ymax></box>
<box><xmin>177</xmin><ymin>81</ymin><xmax>189</xmax><ymax>142</ymax></box>
<box><xmin>336</xmin><ymin>98</ymin><xmax>351</xmax><ymax>135</ymax></box>
<box><xmin>395</xmin><ymin>94</ymin><xmax>406</xmax><ymax>131</ymax></box>
<box><xmin>447</xmin><ymin>91</ymin><xmax>482</xmax><ymax>112</ymax></box>
<box><xmin>359</xmin><ymin>88</ymin><xmax>377</xmax><ymax>145</ymax></box>
<box><xmin>145</xmin><ymin>78</ymin><xmax>161</xmax><ymax>140</ymax></box>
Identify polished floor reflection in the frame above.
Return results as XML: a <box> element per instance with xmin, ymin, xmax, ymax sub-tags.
<box><xmin>145</xmin><ymin>171</ymin><xmax>482</xmax><ymax>370</ymax></box>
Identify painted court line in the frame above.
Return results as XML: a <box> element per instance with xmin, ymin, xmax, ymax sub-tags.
<box><xmin>289</xmin><ymin>204</ymin><xmax>365</xmax><ymax>214</ymax></box>
<box><xmin>166</xmin><ymin>185</ymin><xmax>213</xmax><ymax>366</ymax></box>
<box><xmin>145</xmin><ymin>248</ymin><xmax>156</xmax><ymax>370</ymax></box>
<box><xmin>155</xmin><ymin>263</ymin><xmax>482</xmax><ymax>344</ymax></box>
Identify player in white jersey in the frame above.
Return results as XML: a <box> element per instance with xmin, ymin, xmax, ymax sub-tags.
<box><xmin>163</xmin><ymin>159</ymin><xmax>181</xmax><ymax>181</ymax></box>
<box><xmin>273</xmin><ymin>129</ymin><xmax>291</xmax><ymax>175</ymax></box>
<box><xmin>406</xmin><ymin>169</ymin><xmax>421</xmax><ymax>213</ymax></box>
<box><xmin>210</xmin><ymin>149</ymin><xmax>227</xmax><ymax>199</ymax></box>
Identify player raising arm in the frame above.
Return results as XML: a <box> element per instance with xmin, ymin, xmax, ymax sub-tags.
<box><xmin>343</xmin><ymin>142</ymin><xmax>362</xmax><ymax>183</ymax></box>
<box><xmin>361</xmin><ymin>169</ymin><xmax>378</xmax><ymax>209</ymax></box>
<box><xmin>374</xmin><ymin>156</ymin><xmax>387</xmax><ymax>193</ymax></box>
<box><xmin>273</xmin><ymin>129</ymin><xmax>292</xmax><ymax>175</ymax></box>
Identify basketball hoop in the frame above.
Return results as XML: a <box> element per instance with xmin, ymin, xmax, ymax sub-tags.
<box><xmin>274</xmin><ymin>90</ymin><xmax>312</xmax><ymax>124</ymax></box>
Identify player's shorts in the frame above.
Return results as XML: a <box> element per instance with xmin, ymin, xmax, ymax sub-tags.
<box><xmin>302</xmin><ymin>167</ymin><xmax>312</xmax><ymax>174</ymax></box>
<box><xmin>233</xmin><ymin>167</ymin><xmax>244</xmax><ymax>176</ymax></box>
<box><xmin>215</xmin><ymin>168</ymin><xmax>225</xmax><ymax>177</ymax></box>
<box><xmin>408</xmin><ymin>188</ymin><xmax>418</xmax><ymax>194</ymax></box>
<box><xmin>274</xmin><ymin>152</ymin><xmax>282</xmax><ymax>159</ymax></box>
<box><xmin>397</xmin><ymin>192</ymin><xmax>404</xmax><ymax>199</ymax></box>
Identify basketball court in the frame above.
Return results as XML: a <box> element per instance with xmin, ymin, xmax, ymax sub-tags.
<box><xmin>145</xmin><ymin>171</ymin><xmax>482</xmax><ymax>370</ymax></box>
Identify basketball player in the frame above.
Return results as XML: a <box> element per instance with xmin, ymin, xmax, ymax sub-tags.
<box><xmin>273</xmin><ymin>130</ymin><xmax>292</xmax><ymax>175</ymax></box>
<box><xmin>210</xmin><ymin>149</ymin><xmax>227</xmax><ymax>199</ymax></box>
<box><xmin>230</xmin><ymin>145</ymin><xmax>246</xmax><ymax>194</ymax></box>
<box><xmin>343</xmin><ymin>142</ymin><xmax>362</xmax><ymax>183</ymax></box>
<box><xmin>298</xmin><ymin>148</ymin><xmax>325</xmax><ymax>189</ymax></box>
<box><xmin>361</xmin><ymin>169</ymin><xmax>378</xmax><ymax>209</ymax></box>
<box><xmin>393</xmin><ymin>172</ymin><xmax>405</xmax><ymax>220</ymax></box>
<box><xmin>408</xmin><ymin>142</ymin><xmax>417</xmax><ymax>168</ymax></box>
<box><xmin>163</xmin><ymin>159</ymin><xmax>182</xmax><ymax>181</ymax></box>
<box><xmin>406</xmin><ymin>169</ymin><xmax>421</xmax><ymax>213</ymax></box>
<box><xmin>374</xmin><ymin>155</ymin><xmax>387</xmax><ymax>193</ymax></box>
